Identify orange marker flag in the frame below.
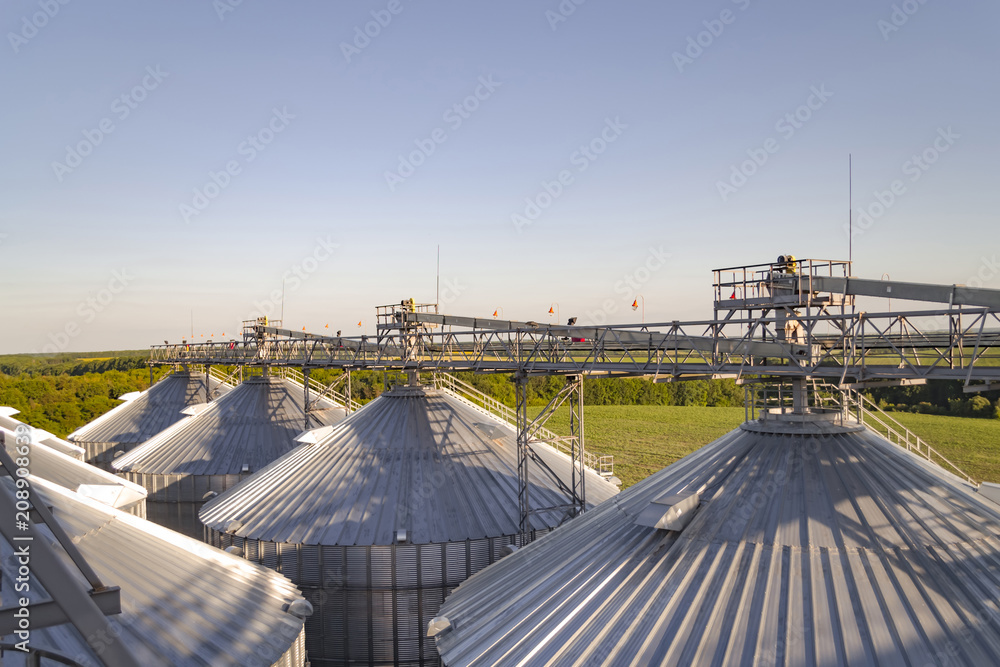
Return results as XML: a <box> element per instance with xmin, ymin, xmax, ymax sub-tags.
<box><xmin>302</xmin><ymin>326</ymin><xmax>306</xmax><ymax>331</ymax></box>
<box><xmin>358</xmin><ymin>321</ymin><xmax>362</xmax><ymax>327</ymax></box>
<box><xmin>631</xmin><ymin>299</ymin><xmax>638</xmax><ymax>310</ymax></box>
<box><xmin>493</xmin><ymin>310</ymin><xmax>498</xmax><ymax>317</ymax></box>
<box><xmin>548</xmin><ymin>306</ymin><xmax>554</xmax><ymax>314</ymax></box>
<box><xmin>325</xmin><ymin>324</ymin><xmax>329</xmax><ymax>329</ymax></box>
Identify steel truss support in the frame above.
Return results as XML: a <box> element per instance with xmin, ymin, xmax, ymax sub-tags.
<box><xmin>303</xmin><ymin>368</ymin><xmax>311</xmax><ymax>431</ymax></box>
<box><xmin>0</xmin><ymin>436</ymin><xmax>140</xmax><ymax>667</ymax></box>
<box><xmin>516</xmin><ymin>374</ymin><xmax>587</xmax><ymax>540</ymax></box>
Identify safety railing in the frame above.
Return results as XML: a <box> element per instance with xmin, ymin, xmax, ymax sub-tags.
<box><xmin>713</xmin><ymin>258</ymin><xmax>852</xmax><ymax>310</ymax></box>
<box><xmin>276</xmin><ymin>367</ymin><xmax>363</xmax><ymax>413</ymax></box>
<box><xmin>842</xmin><ymin>386</ymin><xmax>975</xmax><ymax>485</ymax></box>
<box><xmin>433</xmin><ymin>372</ymin><xmax>615</xmax><ymax>478</ymax></box>
<box><xmin>748</xmin><ymin>380</ymin><xmax>976</xmax><ymax>485</ymax></box>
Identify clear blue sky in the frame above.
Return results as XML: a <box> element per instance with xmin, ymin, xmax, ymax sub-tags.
<box><xmin>2</xmin><ymin>0</ymin><xmax>997</xmax><ymax>353</ymax></box>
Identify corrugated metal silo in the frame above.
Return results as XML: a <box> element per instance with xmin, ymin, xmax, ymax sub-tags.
<box><xmin>113</xmin><ymin>375</ymin><xmax>347</xmax><ymax>538</ymax></box>
<box><xmin>200</xmin><ymin>383</ymin><xmax>621</xmax><ymax>667</ymax></box>
<box><xmin>67</xmin><ymin>370</ymin><xmax>230</xmax><ymax>466</ymax></box>
<box><xmin>432</xmin><ymin>412</ymin><xmax>1000</xmax><ymax>666</ymax></box>
<box><xmin>0</xmin><ymin>476</ymin><xmax>310</xmax><ymax>667</ymax></box>
<box><xmin>1</xmin><ymin>424</ymin><xmax>147</xmax><ymax>516</ymax></box>
<box><xmin>0</xmin><ymin>406</ymin><xmax>86</xmax><ymax>459</ymax></box>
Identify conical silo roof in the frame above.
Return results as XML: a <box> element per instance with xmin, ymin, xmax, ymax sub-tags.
<box><xmin>0</xmin><ymin>477</ymin><xmax>308</xmax><ymax>667</ymax></box>
<box><xmin>0</xmin><ymin>407</ymin><xmax>85</xmax><ymax>459</ymax></box>
<box><xmin>68</xmin><ymin>370</ymin><xmax>230</xmax><ymax>448</ymax></box>
<box><xmin>200</xmin><ymin>385</ymin><xmax>620</xmax><ymax>546</ymax></box>
<box><xmin>112</xmin><ymin>376</ymin><xmax>347</xmax><ymax>476</ymax></box>
<box><xmin>432</xmin><ymin>415</ymin><xmax>1000</xmax><ymax>666</ymax></box>
<box><xmin>1</xmin><ymin>425</ymin><xmax>147</xmax><ymax>513</ymax></box>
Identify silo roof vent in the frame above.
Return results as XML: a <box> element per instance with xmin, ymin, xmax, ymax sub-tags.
<box><xmin>634</xmin><ymin>491</ymin><xmax>700</xmax><ymax>532</ymax></box>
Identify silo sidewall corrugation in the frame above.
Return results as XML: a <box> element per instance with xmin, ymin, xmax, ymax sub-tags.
<box><xmin>121</xmin><ymin>472</ymin><xmax>249</xmax><ymax>539</ymax></box>
<box><xmin>207</xmin><ymin>529</ymin><xmax>547</xmax><ymax>667</ymax></box>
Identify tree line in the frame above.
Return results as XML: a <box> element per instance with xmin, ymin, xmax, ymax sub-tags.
<box><xmin>1</xmin><ymin>352</ymin><xmax>997</xmax><ymax>439</ymax></box>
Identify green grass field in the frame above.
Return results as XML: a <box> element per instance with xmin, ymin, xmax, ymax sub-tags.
<box><xmin>878</xmin><ymin>412</ymin><xmax>1000</xmax><ymax>484</ymax></box>
<box><xmin>541</xmin><ymin>405</ymin><xmax>1000</xmax><ymax>489</ymax></box>
<box><xmin>542</xmin><ymin>406</ymin><xmax>746</xmax><ymax>487</ymax></box>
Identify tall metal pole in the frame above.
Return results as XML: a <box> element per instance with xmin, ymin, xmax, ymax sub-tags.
<box><xmin>848</xmin><ymin>153</ymin><xmax>853</xmax><ymax>269</ymax></box>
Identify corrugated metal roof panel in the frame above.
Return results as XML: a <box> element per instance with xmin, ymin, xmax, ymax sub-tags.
<box><xmin>0</xmin><ymin>477</ymin><xmax>306</xmax><ymax>667</ymax></box>
<box><xmin>112</xmin><ymin>376</ymin><xmax>346</xmax><ymax>476</ymax></box>
<box><xmin>200</xmin><ymin>386</ymin><xmax>619</xmax><ymax>546</ymax></box>
<box><xmin>1</xmin><ymin>426</ymin><xmax>147</xmax><ymax>511</ymax></box>
<box><xmin>434</xmin><ymin>420</ymin><xmax>1000</xmax><ymax>666</ymax></box>
<box><xmin>68</xmin><ymin>372</ymin><xmax>230</xmax><ymax>446</ymax></box>
<box><xmin>0</xmin><ymin>407</ymin><xmax>85</xmax><ymax>459</ymax></box>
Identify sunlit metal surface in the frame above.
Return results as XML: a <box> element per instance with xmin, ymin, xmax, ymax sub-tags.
<box><xmin>112</xmin><ymin>376</ymin><xmax>346</xmax><ymax>537</ymax></box>
<box><xmin>0</xmin><ymin>430</ymin><xmax>147</xmax><ymax>515</ymax></box>
<box><xmin>0</xmin><ymin>408</ymin><xmax>85</xmax><ymax>459</ymax></box>
<box><xmin>68</xmin><ymin>371</ymin><xmax>231</xmax><ymax>465</ymax></box>
<box><xmin>435</xmin><ymin>416</ymin><xmax>1000</xmax><ymax>666</ymax></box>
<box><xmin>201</xmin><ymin>385</ymin><xmax>619</xmax><ymax>666</ymax></box>
<box><xmin>0</xmin><ymin>477</ymin><xmax>307</xmax><ymax>667</ymax></box>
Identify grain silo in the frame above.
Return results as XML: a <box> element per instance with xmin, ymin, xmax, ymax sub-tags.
<box><xmin>113</xmin><ymin>373</ymin><xmax>348</xmax><ymax>538</ymax></box>
<box><xmin>1</xmin><ymin>425</ymin><xmax>147</xmax><ymax>516</ymax></box>
<box><xmin>0</xmin><ymin>476</ymin><xmax>310</xmax><ymax>667</ymax></box>
<box><xmin>200</xmin><ymin>380</ymin><xmax>621</xmax><ymax>667</ymax></box>
<box><xmin>0</xmin><ymin>406</ymin><xmax>86</xmax><ymax>459</ymax></box>
<box><xmin>68</xmin><ymin>368</ymin><xmax>230</xmax><ymax>466</ymax></box>
<box><xmin>430</xmin><ymin>409</ymin><xmax>1000</xmax><ymax>666</ymax></box>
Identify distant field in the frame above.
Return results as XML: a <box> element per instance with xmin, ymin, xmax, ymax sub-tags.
<box><xmin>542</xmin><ymin>406</ymin><xmax>746</xmax><ymax>488</ymax></box>
<box><xmin>542</xmin><ymin>405</ymin><xmax>1000</xmax><ymax>489</ymax></box>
